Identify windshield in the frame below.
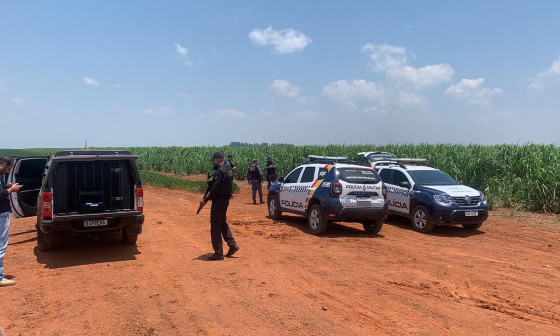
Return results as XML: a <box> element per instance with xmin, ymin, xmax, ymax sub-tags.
<box><xmin>337</xmin><ymin>168</ymin><xmax>380</xmax><ymax>184</ymax></box>
<box><xmin>407</xmin><ymin>170</ymin><xmax>458</xmax><ymax>186</ymax></box>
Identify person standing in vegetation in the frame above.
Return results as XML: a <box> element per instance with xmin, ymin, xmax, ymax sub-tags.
<box><xmin>265</xmin><ymin>156</ymin><xmax>278</xmax><ymax>190</ymax></box>
<box><xmin>199</xmin><ymin>152</ymin><xmax>239</xmax><ymax>260</ymax></box>
<box><xmin>246</xmin><ymin>159</ymin><xmax>264</xmax><ymax>204</ymax></box>
<box><xmin>0</xmin><ymin>156</ymin><xmax>22</xmax><ymax>287</ymax></box>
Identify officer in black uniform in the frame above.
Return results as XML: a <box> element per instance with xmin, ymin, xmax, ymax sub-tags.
<box><xmin>264</xmin><ymin>156</ymin><xmax>278</xmax><ymax>190</ymax></box>
<box><xmin>246</xmin><ymin>159</ymin><xmax>264</xmax><ymax>204</ymax></box>
<box><xmin>199</xmin><ymin>152</ymin><xmax>239</xmax><ymax>260</ymax></box>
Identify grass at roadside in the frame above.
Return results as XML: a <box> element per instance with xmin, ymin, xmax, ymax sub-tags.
<box><xmin>140</xmin><ymin>170</ymin><xmax>239</xmax><ymax>193</ymax></box>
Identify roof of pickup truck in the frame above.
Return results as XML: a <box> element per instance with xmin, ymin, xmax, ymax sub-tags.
<box><xmin>52</xmin><ymin>150</ymin><xmax>138</xmax><ymax>161</ymax></box>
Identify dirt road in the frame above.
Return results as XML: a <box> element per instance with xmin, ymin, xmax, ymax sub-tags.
<box><xmin>1</xmin><ymin>182</ymin><xmax>559</xmax><ymax>335</ymax></box>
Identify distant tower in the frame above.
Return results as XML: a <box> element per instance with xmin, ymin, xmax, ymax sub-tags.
<box><xmin>85</xmin><ymin>140</ymin><xmax>87</xmax><ymax>149</ymax></box>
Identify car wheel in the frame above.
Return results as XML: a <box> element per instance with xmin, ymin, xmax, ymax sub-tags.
<box><xmin>362</xmin><ymin>219</ymin><xmax>383</xmax><ymax>234</ymax></box>
<box><xmin>411</xmin><ymin>205</ymin><xmax>434</xmax><ymax>233</ymax></box>
<box><xmin>308</xmin><ymin>204</ymin><xmax>328</xmax><ymax>235</ymax></box>
<box><xmin>268</xmin><ymin>195</ymin><xmax>282</xmax><ymax>220</ymax></box>
<box><xmin>122</xmin><ymin>229</ymin><xmax>138</xmax><ymax>245</ymax></box>
<box><xmin>37</xmin><ymin>229</ymin><xmax>54</xmax><ymax>252</ymax></box>
<box><xmin>462</xmin><ymin>222</ymin><xmax>483</xmax><ymax>230</ymax></box>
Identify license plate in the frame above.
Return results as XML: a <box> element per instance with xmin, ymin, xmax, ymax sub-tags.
<box><xmin>356</xmin><ymin>196</ymin><xmax>372</xmax><ymax>202</ymax></box>
<box><xmin>465</xmin><ymin>210</ymin><xmax>478</xmax><ymax>217</ymax></box>
<box><xmin>84</xmin><ymin>219</ymin><xmax>108</xmax><ymax>227</ymax></box>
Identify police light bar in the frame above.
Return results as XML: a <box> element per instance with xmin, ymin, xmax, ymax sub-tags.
<box><xmin>308</xmin><ymin>155</ymin><xmax>348</xmax><ymax>161</ymax></box>
<box><xmin>393</xmin><ymin>158</ymin><xmax>427</xmax><ymax>164</ymax></box>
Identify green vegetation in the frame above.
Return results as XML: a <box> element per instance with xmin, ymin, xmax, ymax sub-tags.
<box><xmin>139</xmin><ymin>171</ymin><xmax>239</xmax><ymax>193</ymax></box>
<box><xmin>139</xmin><ymin>171</ymin><xmax>208</xmax><ymax>193</ymax></box>
<box><xmin>2</xmin><ymin>144</ymin><xmax>559</xmax><ymax>213</ymax></box>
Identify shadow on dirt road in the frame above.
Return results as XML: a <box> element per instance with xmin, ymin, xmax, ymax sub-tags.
<box><xmin>33</xmin><ymin>231</ymin><xmax>140</xmax><ymax>269</ymax></box>
<box><xmin>385</xmin><ymin>215</ymin><xmax>486</xmax><ymax>238</ymax></box>
<box><xmin>272</xmin><ymin>215</ymin><xmax>386</xmax><ymax>239</ymax></box>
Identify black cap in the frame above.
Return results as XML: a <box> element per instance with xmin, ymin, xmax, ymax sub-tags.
<box><xmin>210</xmin><ymin>152</ymin><xmax>224</xmax><ymax>160</ymax></box>
<box><xmin>267</xmin><ymin>156</ymin><xmax>272</xmax><ymax>159</ymax></box>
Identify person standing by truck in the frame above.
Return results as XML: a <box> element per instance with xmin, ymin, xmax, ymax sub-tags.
<box><xmin>0</xmin><ymin>156</ymin><xmax>22</xmax><ymax>287</ymax></box>
<box><xmin>264</xmin><ymin>156</ymin><xmax>278</xmax><ymax>190</ymax></box>
<box><xmin>199</xmin><ymin>152</ymin><xmax>239</xmax><ymax>260</ymax></box>
<box><xmin>246</xmin><ymin>159</ymin><xmax>264</xmax><ymax>204</ymax></box>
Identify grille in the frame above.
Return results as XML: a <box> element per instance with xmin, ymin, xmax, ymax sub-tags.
<box><xmin>452</xmin><ymin>196</ymin><xmax>481</xmax><ymax>205</ymax></box>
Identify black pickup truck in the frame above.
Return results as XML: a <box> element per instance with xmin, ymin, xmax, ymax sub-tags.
<box><xmin>7</xmin><ymin>150</ymin><xmax>144</xmax><ymax>251</ymax></box>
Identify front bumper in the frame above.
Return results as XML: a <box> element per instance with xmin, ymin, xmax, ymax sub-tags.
<box><xmin>431</xmin><ymin>208</ymin><xmax>488</xmax><ymax>226</ymax></box>
<box><xmin>40</xmin><ymin>212</ymin><xmax>144</xmax><ymax>234</ymax></box>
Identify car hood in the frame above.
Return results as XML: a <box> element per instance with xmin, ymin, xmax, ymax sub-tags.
<box><xmin>419</xmin><ymin>185</ymin><xmax>480</xmax><ymax>197</ymax></box>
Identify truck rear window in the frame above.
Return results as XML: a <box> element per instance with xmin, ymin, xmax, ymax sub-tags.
<box><xmin>337</xmin><ymin>168</ymin><xmax>380</xmax><ymax>184</ymax></box>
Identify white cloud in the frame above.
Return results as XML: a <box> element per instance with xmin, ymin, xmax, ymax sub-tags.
<box><xmin>212</xmin><ymin>109</ymin><xmax>247</xmax><ymax>118</ymax></box>
<box><xmin>260</xmin><ymin>109</ymin><xmax>273</xmax><ymax>117</ymax></box>
<box><xmin>113</xmin><ymin>84</ymin><xmax>121</xmax><ymax>89</ymax></box>
<box><xmin>269</xmin><ymin>79</ymin><xmax>300</xmax><ymax>97</ymax></box>
<box><xmin>249</xmin><ymin>26</ymin><xmax>312</xmax><ymax>53</ymax></box>
<box><xmin>322</xmin><ymin>79</ymin><xmax>385</xmax><ymax>109</ymax></box>
<box><xmin>361</xmin><ymin>43</ymin><xmax>454</xmax><ymax>89</ymax></box>
<box><xmin>11</xmin><ymin>97</ymin><xmax>24</xmax><ymax>104</ymax></box>
<box><xmin>174</xmin><ymin>43</ymin><xmax>194</xmax><ymax>66</ymax></box>
<box><xmin>83</xmin><ymin>77</ymin><xmax>100</xmax><ymax>86</ymax></box>
<box><xmin>142</xmin><ymin>109</ymin><xmax>156</xmax><ymax>115</ymax></box>
<box><xmin>141</xmin><ymin>106</ymin><xmax>175</xmax><ymax>116</ymax></box>
<box><xmin>445</xmin><ymin>78</ymin><xmax>501</xmax><ymax>107</ymax></box>
<box><xmin>177</xmin><ymin>92</ymin><xmax>191</xmax><ymax>98</ymax></box>
<box><xmin>296</xmin><ymin>110</ymin><xmax>319</xmax><ymax>120</ymax></box>
<box><xmin>529</xmin><ymin>55</ymin><xmax>560</xmax><ymax>90</ymax></box>
<box><xmin>395</xmin><ymin>92</ymin><xmax>428</xmax><ymax>108</ymax></box>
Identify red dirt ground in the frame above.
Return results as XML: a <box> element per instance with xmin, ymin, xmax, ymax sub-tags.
<box><xmin>1</xmin><ymin>181</ymin><xmax>559</xmax><ymax>335</ymax></box>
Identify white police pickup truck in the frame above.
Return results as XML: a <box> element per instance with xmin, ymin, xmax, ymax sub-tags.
<box><xmin>267</xmin><ymin>156</ymin><xmax>388</xmax><ymax>235</ymax></box>
<box><xmin>359</xmin><ymin>152</ymin><xmax>488</xmax><ymax>233</ymax></box>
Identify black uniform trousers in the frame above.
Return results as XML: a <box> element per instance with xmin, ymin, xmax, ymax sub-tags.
<box><xmin>210</xmin><ymin>195</ymin><xmax>235</xmax><ymax>255</ymax></box>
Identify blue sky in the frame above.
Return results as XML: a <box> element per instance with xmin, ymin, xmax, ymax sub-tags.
<box><xmin>1</xmin><ymin>1</ymin><xmax>559</xmax><ymax>148</ymax></box>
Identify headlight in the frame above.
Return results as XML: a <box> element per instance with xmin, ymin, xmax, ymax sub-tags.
<box><xmin>480</xmin><ymin>192</ymin><xmax>487</xmax><ymax>204</ymax></box>
<box><xmin>434</xmin><ymin>194</ymin><xmax>452</xmax><ymax>205</ymax></box>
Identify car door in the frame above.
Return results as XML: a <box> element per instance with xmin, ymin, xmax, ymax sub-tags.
<box><xmin>382</xmin><ymin>169</ymin><xmax>412</xmax><ymax>215</ymax></box>
<box><xmin>7</xmin><ymin>157</ymin><xmax>49</xmax><ymax>218</ymax></box>
<box><xmin>297</xmin><ymin>166</ymin><xmax>317</xmax><ymax>210</ymax></box>
<box><xmin>278</xmin><ymin>167</ymin><xmax>304</xmax><ymax>213</ymax></box>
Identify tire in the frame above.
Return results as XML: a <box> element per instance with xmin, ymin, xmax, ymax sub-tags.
<box><xmin>411</xmin><ymin>205</ymin><xmax>434</xmax><ymax>233</ymax></box>
<box><xmin>122</xmin><ymin>229</ymin><xmax>138</xmax><ymax>245</ymax></box>
<box><xmin>308</xmin><ymin>204</ymin><xmax>329</xmax><ymax>235</ymax></box>
<box><xmin>37</xmin><ymin>229</ymin><xmax>54</xmax><ymax>252</ymax></box>
<box><xmin>268</xmin><ymin>195</ymin><xmax>282</xmax><ymax>220</ymax></box>
<box><xmin>362</xmin><ymin>219</ymin><xmax>383</xmax><ymax>234</ymax></box>
<box><xmin>462</xmin><ymin>222</ymin><xmax>483</xmax><ymax>230</ymax></box>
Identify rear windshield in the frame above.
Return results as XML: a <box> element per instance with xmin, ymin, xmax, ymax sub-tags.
<box><xmin>337</xmin><ymin>168</ymin><xmax>380</xmax><ymax>184</ymax></box>
<box><xmin>408</xmin><ymin>170</ymin><xmax>458</xmax><ymax>186</ymax></box>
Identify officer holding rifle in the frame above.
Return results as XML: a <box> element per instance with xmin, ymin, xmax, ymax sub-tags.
<box><xmin>198</xmin><ymin>152</ymin><xmax>239</xmax><ymax>260</ymax></box>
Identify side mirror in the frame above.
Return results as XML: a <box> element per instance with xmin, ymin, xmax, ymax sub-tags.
<box><xmin>278</xmin><ymin>176</ymin><xmax>285</xmax><ymax>183</ymax></box>
<box><xmin>398</xmin><ymin>181</ymin><xmax>411</xmax><ymax>189</ymax></box>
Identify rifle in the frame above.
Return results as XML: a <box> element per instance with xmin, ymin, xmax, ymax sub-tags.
<box><xmin>196</xmin><ymin>172</ymin><xmax>214</xmax><ymax>214</ymax></box>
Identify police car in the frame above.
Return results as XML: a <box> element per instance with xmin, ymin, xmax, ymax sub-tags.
<box><xmin>267</xmin><ymin>155</ymin><xmax>388</xmax><ymax>235</ymax></box>
<box><xmin>360</xmin><ymin>153</ymin><xmax>488</xmax><ymax>233</ymax></box>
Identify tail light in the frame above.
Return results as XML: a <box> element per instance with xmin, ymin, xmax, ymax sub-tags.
<box><xmin>136</xmin><ymin>187</ymin><xmax>144</xmax><ymax>212</ymax></box>
<box><xmin>330</xmin><ymin>182</ymin><xmax>342</xmax><ymax>197</ymax></box>
<box><xmin>382</xmin><ymin>183</ymin><xmax>388</xmax><ymax>199</ymax></box>
<box><xmin>42</xmin><ymin>191</ymin><xmax>53</xmax><ymax>219</ymax></box>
